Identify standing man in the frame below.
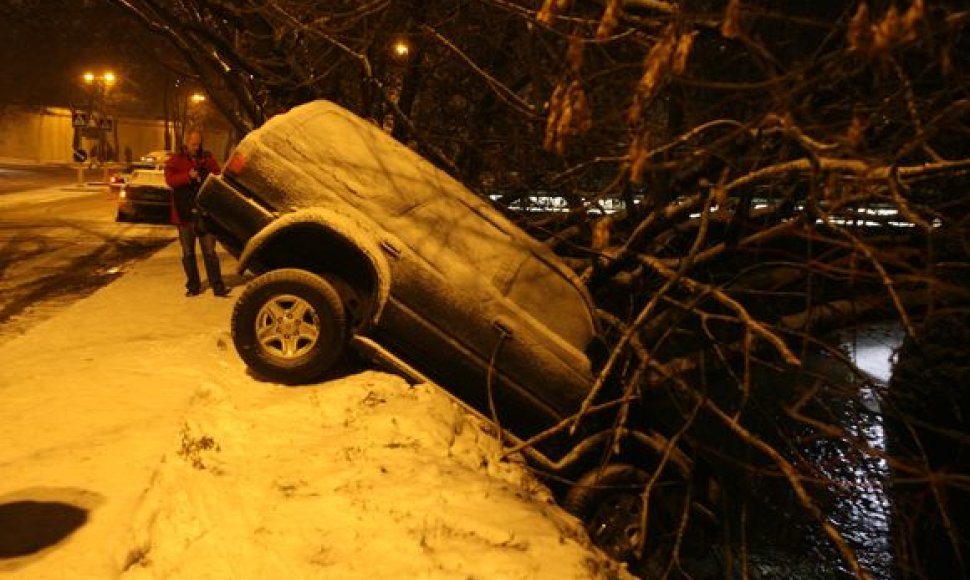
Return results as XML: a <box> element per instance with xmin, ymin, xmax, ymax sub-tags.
<box><xmin>164</xmin><ymin>129</ymin><xmax>230</xmax><ymax>297</ymax></box>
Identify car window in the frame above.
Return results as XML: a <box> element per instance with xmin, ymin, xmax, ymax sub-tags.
<box><xmin>402</xmin><ymin>194</ymin><xmax>515</xmax><ymax>282</ymax></box>
<box><xmin>505</xmin><ymin>254</ymin><xmax>595</xmax><ymax>348</ymax></box>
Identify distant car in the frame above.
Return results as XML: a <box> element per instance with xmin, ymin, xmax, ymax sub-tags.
<box><xmin>197</xmin><ymin>100</ymin><xmax>694</xmax><ymax>564</ymax></box>
<box><xmin>139</xmin><ymin>150</ymin><xmax>173</xmax><ymax>166</ymax></box>
<box><xmin>115</xmin><ymin>169</ymin><xmax>172</xmax><ymax>224</ymax></box>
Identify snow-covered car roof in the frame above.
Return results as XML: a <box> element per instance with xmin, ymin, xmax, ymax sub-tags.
<box><xmin>128</xmin><ymin>168</ymin><xmax>169</xmax><ymax>187</ymax></box>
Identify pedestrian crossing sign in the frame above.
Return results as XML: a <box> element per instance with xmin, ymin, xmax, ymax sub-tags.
<box><xmin>72</xmin><ymin>111</ymin><xmax>89</xmax><ymax>128</ymax></box>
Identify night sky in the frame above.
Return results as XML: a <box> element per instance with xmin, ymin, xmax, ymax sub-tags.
<box><xmin>0</xmin><ymin>0</ymin><xmax>175</xmax><ymax>117</ymax></box>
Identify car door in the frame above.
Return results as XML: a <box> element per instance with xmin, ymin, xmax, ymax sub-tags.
<box><xmin>372</xmin><ymin>194</ymin><xmax>595</xmax><ymax>448</ymax></box>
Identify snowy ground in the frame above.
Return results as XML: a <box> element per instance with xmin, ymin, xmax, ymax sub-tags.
<box><xmin>0</xmin><ymin>238</ymin><xmax>630</xmax><ymax>579</ymax></box>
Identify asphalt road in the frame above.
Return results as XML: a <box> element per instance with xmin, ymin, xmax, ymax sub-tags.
<box><xmin>0</xmin><ymin>170</ymin><xmax>176</xmax><ymax>343</ymax></box>
<box><xmin>0</xmin><ymin>163</ymin><xmax>78</xmax><ymax>195</ymax></box>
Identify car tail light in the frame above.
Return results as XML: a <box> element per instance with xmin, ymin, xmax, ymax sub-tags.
<box><xmin>225</xmin><ymin>152</ymin><xmax>247</xmax><ymax>175</ymax></box>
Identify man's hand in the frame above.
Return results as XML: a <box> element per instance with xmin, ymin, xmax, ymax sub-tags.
<box><xmin>189</xmin><ymin>168</ymin><xmax>200</xmax><ymax>181</ymax></box>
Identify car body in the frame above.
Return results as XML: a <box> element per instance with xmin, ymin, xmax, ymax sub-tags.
<box><xmin>109</xmin><ymin>161</ymin><xmax>157</xmax><ymax>194</ymax></box>
<box><xmin>197</xmin><ymin>100</ymin><xmax>686</xmax><ymax>562</ymax></box>
<box><xmin>198</xmin><ymin>100</ymin><xmax>603</xmax><ymax>448</ymax></box>
<box><xmin>115</xmin><ymin>168</ymin><xmax>172</xmax><ymax>224</ymax></box>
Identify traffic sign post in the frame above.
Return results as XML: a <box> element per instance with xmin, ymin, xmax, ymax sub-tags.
<box><xmin>72</xmin><ymin>110</ymin><xmax>89</xmax><ymax>128</ymax></box>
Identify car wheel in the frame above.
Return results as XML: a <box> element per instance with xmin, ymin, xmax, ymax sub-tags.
<box><xmin>232</xmin><ymin>268</ymin><xmax>347</xmax><ymax>384</ymax></box>
<box><xmin>564</xmin><ymin>463</ymin><xmax>691</xmax><ymax>569</ymax></box>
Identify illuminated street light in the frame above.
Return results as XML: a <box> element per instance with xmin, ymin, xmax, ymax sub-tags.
<box><xmin>79</xmin><ymin>70</ymin><xmax>120</xmax><ymax>164</ymax></box>
<box><xmin>185</xmin><ymin>92</ymin><xmax>210</xmax><ymax>136</ymax></box>
<box><xmin>83</xmin><ymin>71</ymin><xmax>116</xmax><ymax>87</ymax></box>
<box><xmin>393</xmin><ymin>39</ymin><xmax>410</xmax><ymax>58</ymax></box>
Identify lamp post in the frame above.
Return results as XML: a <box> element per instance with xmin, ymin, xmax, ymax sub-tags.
<box><xmin>82</xmin><ymin>70</ymin><xmax>117</xmax><ymax>165</ymax></box>
<box><xmin>187</xmin><ymin>92</ymin><xmax>206</xmax><ymax>131</ymax></box>
<box><xmin>180</xmin><ymin>91</ymin><xmax>210</xmax><ymax>145</ymax></box>
<box><xmin>382</xmin><ymin>38</ymin><xmax>412</xmax><ymax>133</ymax></box>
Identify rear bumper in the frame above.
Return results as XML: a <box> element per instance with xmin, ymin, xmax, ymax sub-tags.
<box><xmin>116</xmin><ymin>199</ymin><xmax>171</xmax><ymax>224</ymax></box>
<box><xmin>196</xmin><ymin>175</ymin><xmax>275</xmax><ymax>259</ymax></box>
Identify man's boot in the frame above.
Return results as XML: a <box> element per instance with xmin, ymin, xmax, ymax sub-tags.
<box><xmin>182</xmin><ymin>255</ymin><xmax>202</xmax><ymax>296</ymax></box>
<box><xmin>202</xmin><ymin>248</ymin><xmax>228</xmax><ymax>296</ymax></box>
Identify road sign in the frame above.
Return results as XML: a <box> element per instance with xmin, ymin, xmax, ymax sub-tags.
<box><xmin>72</xmin><ymin>111</ymin><xmax>89</xmax><ymax>128</ymax></box>
<box><xmin>72</xmin><ymin>148</ymin><xmax>88</xmax><ymax>163</ymax></box>
<box><xmin>99</xmin><ymin>116</ymin><xmax>113</xmax><ymax>131</ymax></box>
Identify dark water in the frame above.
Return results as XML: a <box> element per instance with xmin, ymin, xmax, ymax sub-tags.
<box><xmin>810</xmin><ymin>323</ymin><xmax>904</xmax><ymax>579</ymax></box>
<box><xmin>724</xmin><ymin>323</ymin><xmax>903</xmax><ymax>580</ymax></box>
<box><xmin>831</xmin><ymin>323</ymin><xmax>905</xmax><ymax>578</ymax></box>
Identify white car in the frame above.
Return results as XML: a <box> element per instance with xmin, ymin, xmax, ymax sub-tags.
<box><xmin>115</xmin><ymin>169</ymin><xmax>171</xmax><ymax>224</ymax></box>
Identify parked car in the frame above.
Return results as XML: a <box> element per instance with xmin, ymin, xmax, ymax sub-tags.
<box><xmin>109</xmin><ymin>161</ymin><xmax>157</xmax><ymax>194</ymax></box>
<box><xmin>115</xmin><ymin>169</ymin><xmax>172</xmax><ymax>224</ymax></box>
<box><xmin>196</xmin><ymin>100</ymin><xmax>692</xmax><ymax>564</ymax></box>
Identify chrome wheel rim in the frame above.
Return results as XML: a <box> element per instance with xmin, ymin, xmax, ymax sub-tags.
<box><xmin>255</xmin><ymin>294</ymin><xmax>321</xmax><ymax>359</ymax></box>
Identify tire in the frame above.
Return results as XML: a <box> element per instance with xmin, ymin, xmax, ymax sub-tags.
<box><xmin>564</xmin><ymin>463</ymin><xmax>692</xmax><ymax>568</ymax></box>
<box><xmin>232</xmin><ymin>268</ymin><xmax>347</xmax><ymax>384</ymax></box>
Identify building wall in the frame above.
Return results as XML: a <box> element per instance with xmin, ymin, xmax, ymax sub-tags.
<box><xmin>0</xmin><ymin>107</ymin><xmax>230</xmax><ymax>164</ymax></box>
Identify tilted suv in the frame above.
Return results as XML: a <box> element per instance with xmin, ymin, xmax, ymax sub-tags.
<box><xmin>197</xmin><ymin>100</ymin><xmax>692</xmax><ymax>563</ymax></box>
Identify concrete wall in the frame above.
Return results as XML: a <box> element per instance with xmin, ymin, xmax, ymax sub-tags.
<box><xmin>0</xmin><ymin>107</ymin><xmax>74</xmax><ymax>163</ymax></box>
<box><xmin>0</xmin><ymin>107</ymin><xmax>231</xmax><ymax>164</ymax></box>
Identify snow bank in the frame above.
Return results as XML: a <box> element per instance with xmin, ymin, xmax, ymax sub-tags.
<box><xmin>118</xmin><ymin>372</ymin><xmax>628</xmax><ymax>579</ymax></box>
<box><xmin>0</xmin><ymin>205</ymin><xmax>630</xmax><ymax>579</ymax></box>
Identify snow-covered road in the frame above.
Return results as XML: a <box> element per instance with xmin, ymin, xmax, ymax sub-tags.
<box><xmin>0</xmin><ymin>186</ymin><xmax>174</xmax><ymax>344</ymax></box>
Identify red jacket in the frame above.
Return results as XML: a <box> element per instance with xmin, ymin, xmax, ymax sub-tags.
<box><xmin>164</xmin><ymin>149</ymin><xmax>221</xmax><ymax>225</ymax></box>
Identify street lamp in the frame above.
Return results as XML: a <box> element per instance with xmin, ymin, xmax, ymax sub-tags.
<box><xmin>83</xmin><ymin>70</ymin><xmax>116</xmax><ymax>88</ymax></box>
<box><xmin>392</xmin><ymin>39</ymin><xmax>410</xmax><ymax>58</ymax></box>
<box><xmin>185</xmin><ymin>92</ymin><xmax>210</xmax><ymax>135</ymax></box>
<box><xmin>81</xmin><ymin>71</ymin><xmax>119</xmax><ymax>164</ymax></box>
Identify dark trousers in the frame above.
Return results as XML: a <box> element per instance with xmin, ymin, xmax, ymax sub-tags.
<box><xmin>178</xmin><ymin>223</ymin><xmax>225</xmax><ymax>293</ymax></box>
